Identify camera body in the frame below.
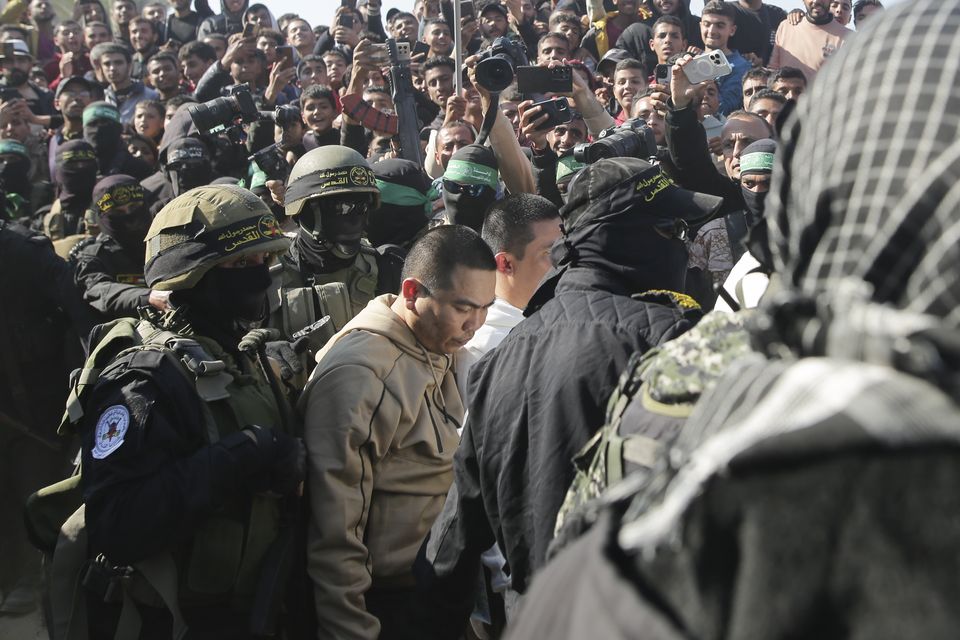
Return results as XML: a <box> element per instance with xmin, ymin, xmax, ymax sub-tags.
<box><xmin>573</xmin><ymin>118</ymin><xmax>658</xmax><ymax>164</ymax></box>
<box><xmin>187</xmin><ymin>83</ymin><xmax>261</xmax><ymax>135</ymax></box>
<box><xmin>273</xmin><ymin>104</ymin><xmax>301</xmax><ymax>130</ymax></box>
<box><xmin>249</xmin><ymin>143</ymin><xmax>289</xmax><ymax>182</ymax></box>
<box><xmin>475</xmin><ymin>36</ymin><xmax>528</xmax><ymax>92</ymax></box>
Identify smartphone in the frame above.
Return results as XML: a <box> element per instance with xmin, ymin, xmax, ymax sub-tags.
<box><xmin>0</xmin><ymin>87</ymin><xmax>20</xmax><ymax>102</ymax></box>
<box><xmin>516</xmin><ymin>65</ymin><xmax>573</xmax><ymax>95</ymax></box>
<box><xmin>276</xmin><ymin>45</ymin><xmax>294</xmax><ymax>71</ymax></box>
<box><xmin>339</xmin><ymin>13</ymin><xmax>354</xmax><ymax>29</ymax></box>
<box><xmin>702</xmin><ymin>114</ymin><xmax>724</xmax><ymax>139</ymax></box>
<box><xmin>394</xmin><ymin>41</ymin><xmax>410</xmax><ymax>61</ymax></box>
<box><xmin>412</xmin><ymin>40</ymin><xmax>430</xmax><ymax>57</ymax></box>
<box><xmin>531</xmin><ymin>96</ymin><xmax>572</xmax><ymax>131</ymax></box>
<box><xmin>683</xmin><ymin>49</ymin><xmax>732</xmax><ymax>85</ymax></box>
<box><xmin>1</xmin><ymin>42</ymin><xmax>14</xmax><ymax>59</ymax></box>
<box><xmin>242</xmin><ymin>22</ymin><xmax>256</xmax><ymax>38</ymax></box>
<box><xmin>460</xmin><ymin>0</ymin><xmax>475</xmax><ymax>18</ymax></box>
<box><xmin>654</xmin><ymin>63</ymin><xmax>671</xmax><ymax>87</ymax></box>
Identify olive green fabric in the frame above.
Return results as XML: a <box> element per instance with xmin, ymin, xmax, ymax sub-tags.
<box><xmin>145</xmin><ymin>185</ymin><xmax>290</xmax><ymax>291</ymax></box>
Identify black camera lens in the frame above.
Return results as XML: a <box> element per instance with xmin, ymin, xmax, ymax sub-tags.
<box><xmin>476</xmin><ymin>56</ymin><xmax>515</xmax><ymax>92</ymax></box>
<box><xmin>188</xmin><ymin>96</ymin><xmax>239</xmax><ymax>134</ymax></box>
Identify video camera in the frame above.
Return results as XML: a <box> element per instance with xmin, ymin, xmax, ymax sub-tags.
<box><xmin>187</xmin><ymin>84</ymin><xmax>262</xmax><ymax>135</ymax></box>
<box><xmin>475</xmin><ymin>36</ymin><xmax>528</xmax><ymax>92</ymax></box>
<box><xmin>573</xmin><ymin>118</ymin><xmax>658</xmax><ymax>164</ymax></box>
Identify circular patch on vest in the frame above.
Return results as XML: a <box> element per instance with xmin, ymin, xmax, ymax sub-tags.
<box><xmin>92</xmin><ymin>405</ymin><xmax>130</xmax><ymax>460</ymax></box>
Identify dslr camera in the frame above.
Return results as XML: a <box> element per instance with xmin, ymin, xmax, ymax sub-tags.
<box><xmin>475</xmin><ymin>36</ymin><xmax>528</xmax><ymax>92</ymax></box>
<box><xmin>249</xmin><ymin>143</ymin><xmax>289</xmax><ymax>182</ymax></box>
<box><xmin>188</xmin><ymin>83</ymin><xmax>261</xmax><ymax>135</ymax></box>
<box><xmin>572</xmin><ymin>118</ymin><xmax>658</xmax><ymax>164</ymax></box>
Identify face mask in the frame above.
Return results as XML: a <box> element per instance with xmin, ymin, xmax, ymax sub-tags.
<box><xmin>741</xmin><ymin>185</ymin><xmax>768</xmax><ymax>229</ymax></box>
<box><xmin>84</xmin><ymin>120</ymin><xmax>122</xmax><ymax>165</ymax></box>
<box><xmin>0</xmin><ymin>158</ymin><xmax>30</xmax><ymax>197</ymax></box>
<box><xmin>57</xmin><ymin>163</ymin><xmax>98</xmax><ymax>210</ymax></box>
<box><xmin>98</xmin><ymin>206</ymin><xmax>151</xmax><ymax>256</ymax></box>
<box><xmin>182</xmin><ymin>262</ymin><xmax>272</xmax><ymax>328</ymax></box>
<box><xmin>4</xmin><ymin>68</ymin><xmax>28</xmax><ymax>87</ymax></box>
<box><xmin>299</xmin><ymin>196</ymin><xmax>371</xmax><ymax>261</ymax></box>
<box><xmin>442</xmin><ymin>185</ymin><xmax>496</xmax><ymax>233</ymax></box>
<box><xmin>165</xmin><ymin>162</ymin><xmax>213</xmax><ymax>197</ymax></box>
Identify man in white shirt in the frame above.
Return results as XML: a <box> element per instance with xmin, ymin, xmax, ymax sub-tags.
<box><xmin>456</xmin><ymin>193</ymin><xmax>562</xmax><ymax>403</ymax></box>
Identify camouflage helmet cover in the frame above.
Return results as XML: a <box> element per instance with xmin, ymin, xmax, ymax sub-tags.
<box><xmin>145</xmin><ymin>184</ymin><xmax>290</xmax><ymax>291</ymax></box>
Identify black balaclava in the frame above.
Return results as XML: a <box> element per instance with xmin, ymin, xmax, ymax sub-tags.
<box><xmin>92</xmin><ymin>174</ymin><xmax>151</xmax><ymax>260</ymax></box>
<box><xmin>54</xmin><ymin>140</ymin><xmax>99</xmax><ymax>215</ymax></box>
<box><xmin>526</xmin><ymin>158</ymin><xmax>723</xmax><ymax>315</ymax></box>
<box><xmin>739</xmin><ymin>138</ymin><xmax>777</xmax><ymax>272</ymax></box>
<box><xmin>442</xmin><ymin>144</ymin><xmax>499</xmax><ymax>232</ymax></box>
<box><xmin>83</xmin><ymin>102</ymin><xmax>123</xmax><ymax>171</ymax></box>
<box><xmin>175</xmin><ymin>262</ymin><xmax>273</xmax><ymax>345</ymax></box>
<box><xmin>163</xmin><ymin>137</ymin><xmax>213</xmax><ymax>197</ymax></box>
<box><xmin>371</xmin><ymin>159</ymin><xmax>435</xmax><ymax>248</ymax></box>
<box><xmin>0</xmin><ymin>141</ymin><xmax>31</xmax><ymax>199</ymax></box>
<box><xmin>296</xmin><ymin>193</ymin><xmax>375</xmax><ymax>273</ymax></box>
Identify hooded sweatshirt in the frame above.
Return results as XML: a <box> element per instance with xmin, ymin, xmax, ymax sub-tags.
<box><xmin>299</xmin><ymin>294</ymin><xmax>463</xmax><ymax>640</ymax></box>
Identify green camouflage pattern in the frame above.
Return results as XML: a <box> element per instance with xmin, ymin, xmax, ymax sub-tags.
<box><xmin>640</xmin><ymin>310</ymin><xmax>753</xmax><ymax>404</ymax></box>
<box><xmin>553</xmin><ymin>311</ymin><xmax>755</xmax><ymax>540</ymax></box>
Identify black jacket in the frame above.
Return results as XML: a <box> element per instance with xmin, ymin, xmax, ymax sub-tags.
<box><xmin>412</xmin><ymin>268</ymin><xmax>698</xmax><ymax>636</ymax></box>
<box><xmin>74</xmin><ymin>234</ymin><xmax>149</xmax><ymax>321</ymax></box>
<box><xmin>0</xmin><ymin>222</ymin><xmax>94</xmax><ymax>437</ymax></box>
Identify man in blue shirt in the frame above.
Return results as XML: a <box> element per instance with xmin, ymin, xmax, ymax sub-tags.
<box><xmin>700</xmin><ymin>1</ymin><xmax>750</xmax><ymax>117</ymax></box>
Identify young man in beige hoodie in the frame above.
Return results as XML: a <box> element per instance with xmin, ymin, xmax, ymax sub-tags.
<box><xmin>299</xmin><ymin>225</ymin><xmax>496</xmax><ymax>640</ymax></box>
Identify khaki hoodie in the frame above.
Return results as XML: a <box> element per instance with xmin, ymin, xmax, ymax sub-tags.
<box><xmin>299</xmin><ymin>294</ymin><xmax>463</xmax><ymax>640</ymax></box>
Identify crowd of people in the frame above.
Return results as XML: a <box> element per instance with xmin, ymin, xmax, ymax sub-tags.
<box><xmin>6</xmin><ymin>0</ymin><xmax>960</xmax><ymax>638</ymax></box>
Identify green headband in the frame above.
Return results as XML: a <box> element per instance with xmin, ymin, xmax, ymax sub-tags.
<box><xmin>740</xmin><ymin>151</ymin><xmax>775</xmax><ymax>176</ymax></box>
<box><xmin>444</xmin><ymin>159</ymin><xmax>499</xmax><ymax>189</ymax></box>
<box><xmin>0</xmin><ymin>140</ymin><xmax>28</xmax><ymax>159</ymax></box>
<box><xmin>375</xmin><ymin>179</ymin><xmax>438</xmax><ymax>214</ymax></box>
<box><xmin>556</xmin><ymin>155</ymin><xmax>585</xmax><ymax>181</ymax></box>
<box><xmin>83</xmin><ymin>105</ymin><xmax>120</xmax><ymax>126</ymax></box>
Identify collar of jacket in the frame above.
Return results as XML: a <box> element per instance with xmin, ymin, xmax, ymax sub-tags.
<box><xmin>316</xmin><ymin>293</ymin><xmax>453</xmax><ymax>372</ymax></box>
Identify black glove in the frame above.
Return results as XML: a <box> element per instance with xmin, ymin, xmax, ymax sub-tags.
<box><xmin>264</xmin><ymin>340</ymin><xmax>304</xmax><ymax>380</ymax></box>
<box><xmin>243</xmin><ymin>425</ymin><xmax>306</xmax><ymax>496</ymax></box>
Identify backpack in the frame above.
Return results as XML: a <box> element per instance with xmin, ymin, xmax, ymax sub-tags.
<box><xmin>552</xmin><ymin>311</ymin><xmax>754</xmax><ymax>551</ymax></box>
<box><xmin>24</xmin><ymin>313</ymin><xmax>237</xmax><ymax>640</ymax></box>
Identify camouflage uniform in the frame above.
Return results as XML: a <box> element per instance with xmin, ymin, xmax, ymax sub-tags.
<box><xmin>553</xmin><ymin>310</ymin><xmax>755</xmax><ymax>546</ymax></box>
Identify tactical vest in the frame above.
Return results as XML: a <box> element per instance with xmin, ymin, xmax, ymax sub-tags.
<box><xmin>271</xmin><ymin>245</ymin><xmax>380</xmax><ymax>339</ymax></box>
<box><xmin>30</xmin><ymin>314</ymin><xmax>290</xmax><ymax>640</ymax></box>
<box><xmin>552</xmin><ymin>308</ymin><xmax>747</xmax><ymax>547</ymax></box>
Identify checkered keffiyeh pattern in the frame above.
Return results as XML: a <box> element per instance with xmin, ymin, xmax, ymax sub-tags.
<box><xmin>766</xmin><ymin>0</ymin><xmax>960</xmax><ymax>328</ymax></box>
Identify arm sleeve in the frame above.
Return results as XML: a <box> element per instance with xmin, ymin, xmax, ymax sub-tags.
<box><xmin>531</xmin><ymin>147</ymin><xmax>563</xmax><ymax>207</ymax></box>
<box><xmin>665</xmin><ymin>104</ymin><xmax>734</xmax><ymax>198</ymax></box>
<box><xmin>340</xmin><ymin>122</ymin><xmax>370</xmax><ymax>157</ymax></box>
<box><xmin>74</xmin><ymin>252</ymin><xmax>149</xmax><ymax>319</ymax></box>
<box><xmin>488</xmin><ymin>109</ymin><xmax>535</xmax><ymax>194</ymax></box>
<box><xmin>409</xmin><ymin>418</ymin><xmax>491</xmax><ymax>639</ymax></box>
<box><xmin>193</xmin><ymin>61</ymin><xmax>232</xmax><ymax>102</ymax></box>
<box><xmin>82</xmin><ymin>361</ymin><xmax>273</xmax><ymax>565</ymax></box>
<box><xmin>366</xmin><ymin>13</ymin><xmax>387</xmax><ymax>40</ymax></box>
<box><xmin>303</xmin><ymin>364</ymin><xmax>396</xmax><ymax>640</ymax></box>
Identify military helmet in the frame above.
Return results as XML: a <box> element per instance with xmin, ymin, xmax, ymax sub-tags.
<box><xmin>284</xmin><ymin>145</ymin><xmax>380</xmax><ymax>218</ymax></box>
<box><xmin>145</xmin><ymin>185</ymin><xmax>290</xmax><ymax>291</ymax></box>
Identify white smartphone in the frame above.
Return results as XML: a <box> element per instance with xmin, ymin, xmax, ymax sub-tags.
<box><xmin>683</xmin><ymin>49</ymin><xmax>732</xmax><ymax>85</ymax></box>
